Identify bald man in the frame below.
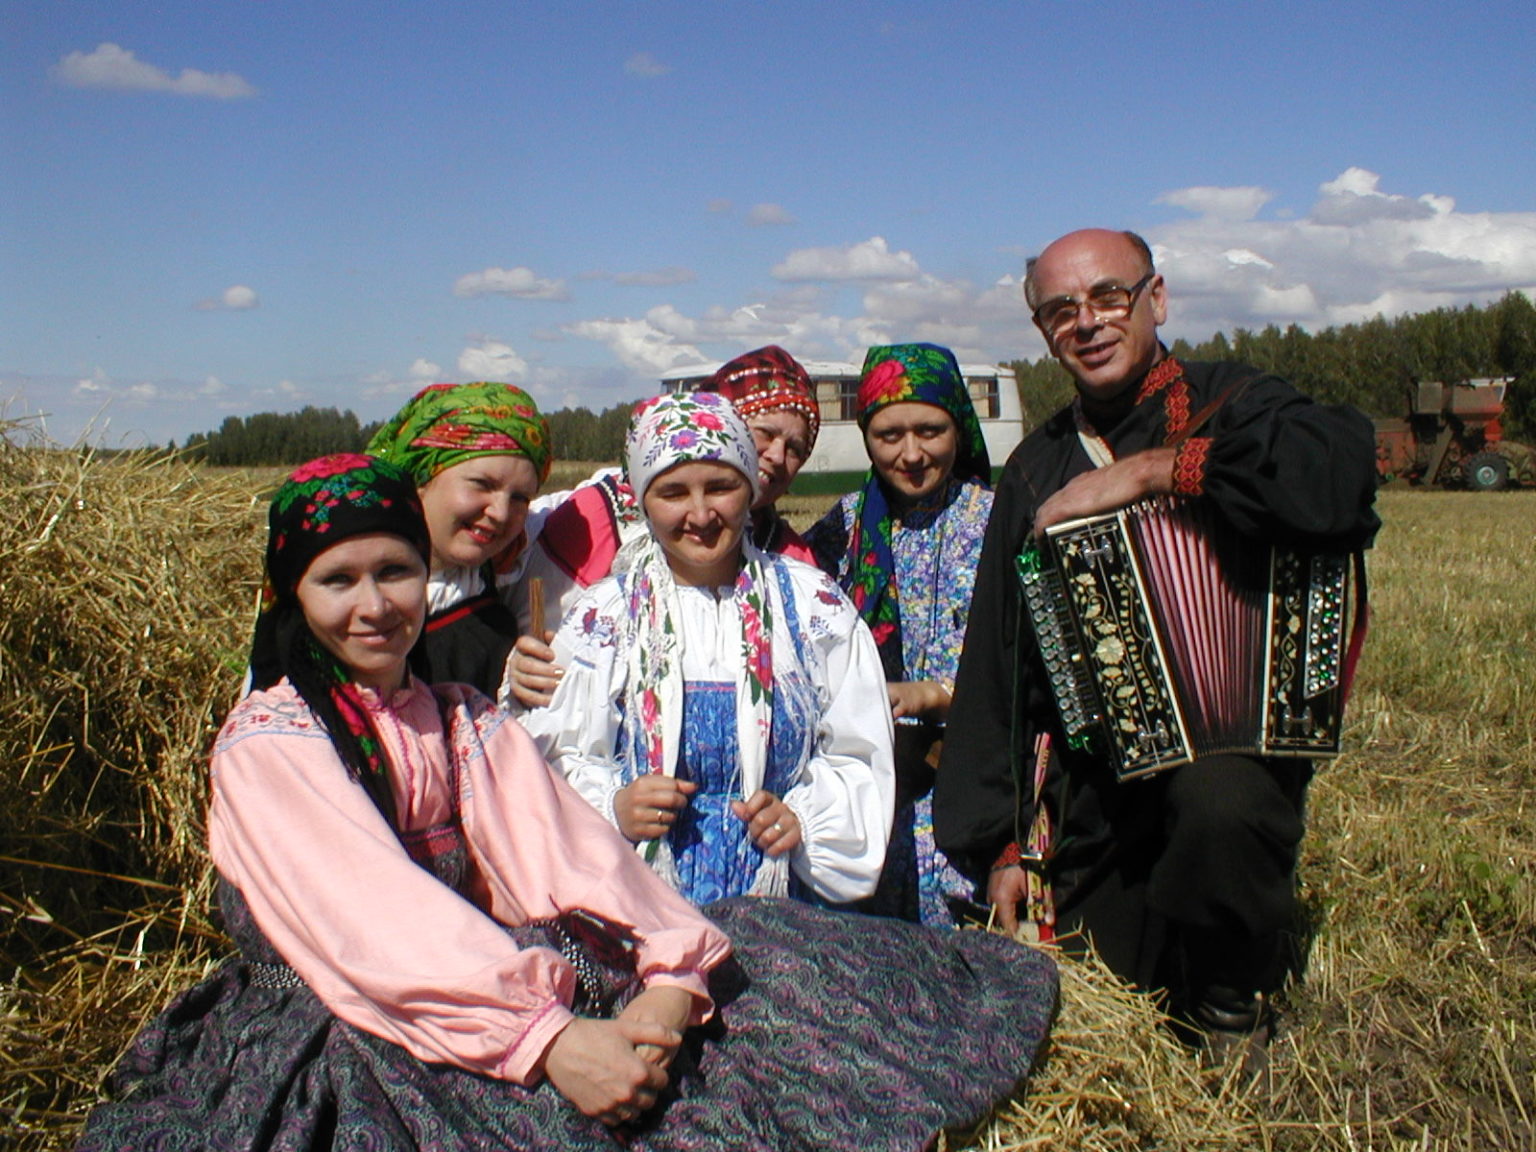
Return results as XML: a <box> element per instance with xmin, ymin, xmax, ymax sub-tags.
<box><xmin>936</xmin><ymin>229</ymin><xmax>1379</xmax><ymax>1062</ymax></box>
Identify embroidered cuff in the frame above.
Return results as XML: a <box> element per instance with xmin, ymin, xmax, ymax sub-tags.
<box><xmin>783</xmin><ymin>790</ymin><xmax>813</xmax><ymax>855</ymax></box>
<box><xmin>991</xmin><ymin>841</ymin><xmax>1022</xmax><ymax>871</ymax></box>
<box><xmin>1172</xmin><ymin>437</ymin><xmax>1211</xmax><ymax>497</ymax></box>
<box><xmin>599</xmin><ymin>781</ymin><xmax>624</xmax><ymax>830</ymax></box>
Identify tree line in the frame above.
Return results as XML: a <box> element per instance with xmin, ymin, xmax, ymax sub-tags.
<box><xmin>180</xmin><ymin>407</ymin><xmax>382</xmax><ymax>466</ymax></box>
<box><xmin>181</xmin><ymin>292</ymin><xmax>1536</xmax><ymax>466</ymax></box>
<box><xmin>1010</xmin><ymin>291</ymin><xmax>1536</xmax><ymax>439</ymax></box>
<box><xmin>179</xmin><ymin>401</ymin><xmax>638</xmax><ymax>468</ymax></box>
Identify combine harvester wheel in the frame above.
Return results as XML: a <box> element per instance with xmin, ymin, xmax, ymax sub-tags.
<box><xmin>1464</xmin><ymin>451</ymin><xmax>1510</xmax><ymax>491</ymax></box>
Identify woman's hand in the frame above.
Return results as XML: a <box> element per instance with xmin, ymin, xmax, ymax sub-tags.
<box><xmin>507</xmin><ymin>632</ymin><xmax>563</xmax><ymax>709</ymax></box>
<box><xmin>615</xmin><ymin>776</ymin><xmax>698</xmax><ymax>843</ymax></box>
<box><xmin>887</xmin><ymin>679</ymin><xmax>952</xmax><ymax>721</ymax></box>
<box><xmin>619</xmin><ymin>985</ymin><xmax>695</xmax><ymax>1069</ymax></box>
<box><xmin>542</xmin><ymin>1016</ymin><xmax>675</xmax><ymax>1126</ymax></box>
<box><xmin>731</xmin><ymin>790</ymin><xmax>802</xmax><ymax>857</ymax></box>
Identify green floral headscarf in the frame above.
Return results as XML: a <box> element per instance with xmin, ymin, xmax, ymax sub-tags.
<box><xmin>367</xmin><ymin>381</ymin><xmax>553</xmax><ymax>485</ymax></box>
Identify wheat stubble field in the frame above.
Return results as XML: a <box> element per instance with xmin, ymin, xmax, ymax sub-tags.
<box><xmin>1</xmin><ymin>436</ymin><xmax>1532</xmax><ymax>1150</ymax></box>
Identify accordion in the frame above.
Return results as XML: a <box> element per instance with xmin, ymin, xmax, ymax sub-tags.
<box><xmin>1016</xmin><ymin>498</ymin><xmax>1356</xmax><ymax>780</ymax></box>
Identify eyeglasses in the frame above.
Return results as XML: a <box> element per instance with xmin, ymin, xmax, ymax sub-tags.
<box><xmin>1031</xmin><ymin>272</ymin><xmax>1156</xmax><ymax>336</ymax></box>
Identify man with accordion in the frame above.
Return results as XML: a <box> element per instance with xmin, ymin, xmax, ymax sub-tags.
<box><xmin>936</xmin><ymin>228</ymin><xmax>1380</xmax><ymax>1067</ymax></box>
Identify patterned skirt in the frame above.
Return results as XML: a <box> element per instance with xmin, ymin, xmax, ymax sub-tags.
<box><xmin>77</xmin><ymin>898</ymin><xmax>1057</xmax><ymax>1152</ymax></box>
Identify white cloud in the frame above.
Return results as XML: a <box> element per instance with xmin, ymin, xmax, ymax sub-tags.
<box><xmin>858</xmin><ymin>272</ymin><xmax>1024</xmax><ymax>363</ymax></box>
<box><xmin>565</xmin><ymin>314</ymin><xmax>705</xmax><ymax>377</ymax></box>
<box><xmin>707</xmin><ymin>199</ymin><xmax>734</xmax><ymax>214</ymax></box>
<box><xmin>453</xmin><ymin>266</ymin><xmax>568</xmax><ymax>300</ymax></box>
<box><xmin>51</xmin><ymin>43</ymin><xmax>257</xmax><ymax>99</ymax></box>
<box><xmin>1312</xmin><ymin>166</ymin><xmax>1436</xmax><ymax>225</ymax></box>
<box><xmin>747</xmin><ymin>203</ymin><xmax>797</xmax><ymax>227</ymax></box>
<box><xmin>624</xmin><ymin>52</ymin><xmax>671</xmax><ymax>78</ymax></box>
<box><xmin>1158</xmin><ymin>185</ymin><xmax>1272</xmax><ymax>223</ymax></box>
<box><xmin>457</xmin><ymin>338</ymin><xmax>528</xmax><ymax>383</ymax></box>
<box><xmin>1223</xmin><ymin>248</ymin><xmax>1274</xmax><ymax>269</ymax></box>
<box><xmin>73</xmin><ymin>369</ymin><xmax>110</xmax><ymax>396</ymax></box>
<box><xmin>564</xmin><ymin>271</ymin><xmax>1006</xmax><ymax>378</ymax></box>
<box><xmin>195</xmin><ymin>285</ymin><xmax>259</xmax><ymax>311</ymax></box>
<box><xmin>409</xmin><ymin>358</ymin><xmax>441</xmax><ymax>380</ymax></box>
<box><xmin>772</xmin><ymin>236</ymin><xmax>921</xmax><ymax>282</ymax></box>
<box><xmin>200</xmin><ymin>376</ymin><xmax>226</xmax><ymax>395</ymax></box>
<box><xmin>1146</xmin><ymin>168</ymin><xmax>1536</xmax><ymax>339</ymax></box>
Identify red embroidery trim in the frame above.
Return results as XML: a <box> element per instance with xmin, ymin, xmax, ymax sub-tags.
<box><xmin>1133</xmin><ymin>356</ymin><xmax>1192</xmax><ymax>440</ymax></box>
<box><xmin>1173</xmin><ymin>437</ymin><xmax>1211</xmax><ymax>496</ymax></box>
<box><xmin>1135</xmin><ymin>356</ymin><xmax>1183</xmax><ymax>404</ymax></box>
<box><xmin>992</xmin><ymin>842</ymin><xmax>1022</xmax><ymax>870</ymax></box>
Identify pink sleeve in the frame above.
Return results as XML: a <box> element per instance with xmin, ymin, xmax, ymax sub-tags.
<box><xmin>208</xmin><ymin>721</ymin><xmax>578</xmax><ymax>1085</ymax></box>
<box><xmin>535</xmin><ymin>483</ymin><xmax>624</xmax><ymax>587</ymax></box>
<box><xmin>774</xmin><ymin>530</ymin><xmax>816</xmax><ymax>566</ymax></box>
<box><xmin>447</xmin><ymin>689</ymin><xmax>733</xmax><ymax>1024</ymax></box>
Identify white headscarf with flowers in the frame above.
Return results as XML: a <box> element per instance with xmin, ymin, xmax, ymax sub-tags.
<box><xmin>622</xmin><ymin>392</ymin><xmax>786</xmax><ymax>896</ymax></box>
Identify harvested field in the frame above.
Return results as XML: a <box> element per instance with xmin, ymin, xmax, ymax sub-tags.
<box><xmin>2</xmin><ymin>433</ymin><xmax>1533</xmax><ymax>1150</ymax></box>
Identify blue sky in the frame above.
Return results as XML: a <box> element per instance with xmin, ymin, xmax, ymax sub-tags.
<box><xmin>4</xmin><ymin>0</ymin><xmax>1535</xmax><ymax>447</ymax></box>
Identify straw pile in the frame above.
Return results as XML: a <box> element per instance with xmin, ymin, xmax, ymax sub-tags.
<box><xmin>1</xmin><ymin>423</ymin><xmax>260</xmax><ymax>1146</ymax></box>
<box><xmin>2</xmin><ymin>432</ymin><xmax>1532</xmax><ymax>1150</ymax></box>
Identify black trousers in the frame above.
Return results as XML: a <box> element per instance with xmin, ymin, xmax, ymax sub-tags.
<box><xmin>1049</xmin><ymin>753</ymin><xmax>1310</xmax><ymax>1004</ymax></box>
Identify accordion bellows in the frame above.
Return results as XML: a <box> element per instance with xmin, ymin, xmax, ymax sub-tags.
<box><xmin>1017</xmin><ymin>498</ymin><xmax>1353</xmax><ymax>780</ymax></box>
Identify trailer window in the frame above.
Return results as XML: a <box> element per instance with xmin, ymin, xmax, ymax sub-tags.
<box><xmin>813</xmin><ymin>378</ymin><xmax>842</xmax><ymax>424</ymax></box>
<box><xmin>967</xmin><ymin>376</ymin><xmax>1000</xmax><ymax>419</ymax></box>
<box><xmin>839</xmin><ymin>377</ymin><xmax>862</xmax><ymax>421</ymax></box>
<box><xmin>812</xmin><ymin>376</ymin><xmax>862</xmax><ymax>422</ymax></box>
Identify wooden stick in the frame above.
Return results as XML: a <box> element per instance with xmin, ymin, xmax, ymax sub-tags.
<box><xmin>527</xmin><ymin>576</ymin><xmax>545</xmax><ymax>639</ymax></box>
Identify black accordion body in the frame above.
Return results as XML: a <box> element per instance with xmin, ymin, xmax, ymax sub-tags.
<box><xmin>1016</xmin><ymin>498</ymin><xmax>1354</xmax><ymax>780</ymax></box>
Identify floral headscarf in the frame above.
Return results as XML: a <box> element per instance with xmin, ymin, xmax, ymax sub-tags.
<box><xmin>621</xmin><ymin>393</ymin><xmax>783</xmax><ymax>894</ymax></box>
<box><xmin>249</xmin><ymin>453</ymin><xmax>431</xmax><ymax>822</ymax></box>
<box><xmin>366</xmin><ymin>381</ymin><xmax>553</xmax><ymax>486</ymax></box>
<box><xmin>624</xmin><ymin>390</ymin><xmax>762</xmax><ymax>505</ymax></box>
<box><xmin>847</xmin><ymin>343</ymin><xmax>991</xmax><ymax>680</ymax></box>
<box><xmin>704</xmin><ymin>345</ymin><xmax>821</xmax><ymax>454</ymax></box>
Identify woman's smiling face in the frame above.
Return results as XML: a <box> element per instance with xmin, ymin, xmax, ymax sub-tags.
<box><xmin>417</xmin><ymin>454</ymin><xmax>540</xmax><ymax>570</ymax></box>
<box><xmin>295</xmin><ymin>532</ymin><xmax>428</xmax><ymax>692</ymax></box>
<box><xmin>642</xmin><ymin>460</ymin><xmax>753</xmax><ymax>587</ymax></box>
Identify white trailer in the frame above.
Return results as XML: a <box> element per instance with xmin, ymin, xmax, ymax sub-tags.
<box><xmin>660</xmin><ymin>359</ymin><xmax>1022</xmax><ymax>483</ymax></box>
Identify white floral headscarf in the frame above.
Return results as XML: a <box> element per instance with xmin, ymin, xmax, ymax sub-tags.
<box><xmin>624</xmin><ymin>390</ymin><xmax>762</xmax><ymax>507</ymax></box>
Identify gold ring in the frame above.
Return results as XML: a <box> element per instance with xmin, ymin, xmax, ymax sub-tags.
<box><xmin>772</xmin><ymin>820</ymin><xmax>784</xmax><ymax>833</ymax></box>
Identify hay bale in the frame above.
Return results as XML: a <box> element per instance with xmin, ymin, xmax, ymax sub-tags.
<box><xmin>0</xmin><ymin>427</ymin><xmax>258</xmax><ymax>1147</ymax></box>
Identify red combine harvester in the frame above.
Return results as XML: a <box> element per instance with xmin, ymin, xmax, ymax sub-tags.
<box><xmin>1373</xmin><ymin>378</ymin><xmax>1528</xmax><ymax>490</ymax></box>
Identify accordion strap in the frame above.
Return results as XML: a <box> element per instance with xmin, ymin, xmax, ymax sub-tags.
<box><xmin>1164</xmin><ymin>375</ymin><xmax>1255</xmax><ymax>449</ymax></box>
<box><xmin>1341</xmin><ymin>550</ymin><xmax>1371</xmax><ymax>705</ymax></box>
